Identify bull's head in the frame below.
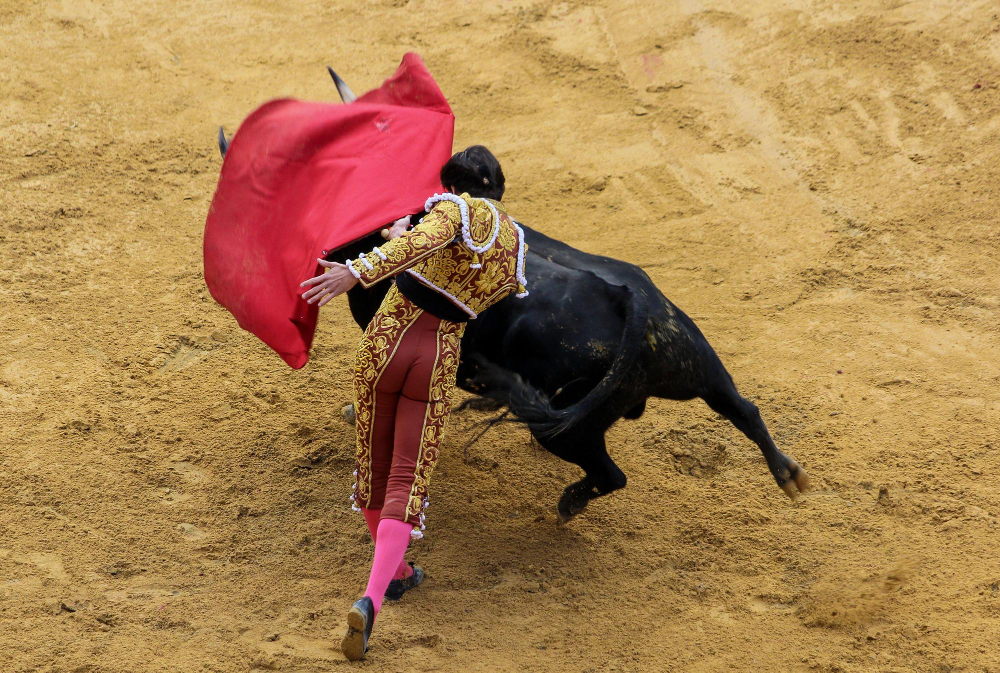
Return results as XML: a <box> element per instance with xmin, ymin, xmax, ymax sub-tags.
<box><xmin>216</xmin><ymin>66</ymin><xmax>357</xmax><ymax>158</ymax></box>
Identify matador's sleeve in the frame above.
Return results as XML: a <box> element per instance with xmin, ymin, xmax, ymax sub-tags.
<box><xmin>345</xmin><ymin>200</ymin><xmax>462</xmax><ymax>288</ymax></box>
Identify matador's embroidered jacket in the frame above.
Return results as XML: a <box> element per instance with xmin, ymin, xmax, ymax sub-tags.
<box><xmin>345</xmin><ymin>192</ymin><xmax>528</xmax><ymax>319</ymax></box>
<box><xmin>347</xmin><ymin>192</ymin><xmax>529</xmax><ymax>537</ymax></box>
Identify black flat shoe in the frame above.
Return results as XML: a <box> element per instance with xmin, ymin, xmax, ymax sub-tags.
<box><xmin>341</xmin><ymin>596</ymin><xmax>374</xmax><ymax>661</ymax></box>
<box><xmin>384</xmin><ymin>563</ymin><xmax>424</xmax><ymax>601</ymax></box>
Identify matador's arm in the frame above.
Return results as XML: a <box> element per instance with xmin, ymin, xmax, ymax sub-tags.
<box><xmin>345</xmin><ymin>200</ymin><xmax>462</xmax><ymax>289</ymax></box>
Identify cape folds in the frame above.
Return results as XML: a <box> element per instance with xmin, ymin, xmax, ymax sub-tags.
<box><xmin>203</xmin><ymin>53</ymin><xmax>455</xmax><ymax>368</ymax></box>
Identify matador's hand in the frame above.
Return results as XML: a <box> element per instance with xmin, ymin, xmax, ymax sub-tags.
<box><xmin>300</xmin><ymin>259</ymin><xmax>359</xmax><ymax>307</ymax></box>
<box><xmin>381</xmin><ymin>215</ymin><xmax>411</xmax><ymax>240</ymax></box>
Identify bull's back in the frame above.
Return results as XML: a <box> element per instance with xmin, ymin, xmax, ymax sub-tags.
<box><xmin>463</xmin><ymin>255</ymin><xmax>627</xmax><ymax>408</ymax></box>
<box><xmin>517</xmin><ymin>223</ymin><xmax>727</xmax><ymax>395</ymax></box>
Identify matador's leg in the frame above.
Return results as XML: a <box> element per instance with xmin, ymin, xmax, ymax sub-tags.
<box><xmin>353</xmin><ymin>286</ymin><xmax>423</xmax><ymax>512</ymax></box>
<box><xmin>361</xmin><ymin>388</ymin><xmax>398</xmax><ymax>512</ymax></box>
<box><xmin>380</xmin><ymin>315</ymin><xmax>466</xmax><ymax>535</ymax></box>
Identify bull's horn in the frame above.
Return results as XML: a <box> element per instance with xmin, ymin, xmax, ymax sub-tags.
<box><xmin>218</xmin><ymin>126</ymin><xmax>229</xmax><ymax>158</ymax></box>
<box><xmin>327</xmin><ymin>66</ymin><xmax>356</xmax><ymax>103</ymax></box>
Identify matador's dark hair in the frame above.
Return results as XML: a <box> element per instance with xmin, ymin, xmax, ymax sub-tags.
<box><xmin>439</xmin><ymin>145</ymin><xmax>505</xmax><ymax>201</ymax></box>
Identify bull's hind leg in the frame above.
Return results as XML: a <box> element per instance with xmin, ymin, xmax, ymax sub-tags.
<box><xmin>704</xmin><ymin>384</ymin><xmax>809</xmax><ymax>499</ymax></box>
<box><xmin>535</xmin><ymin>430</ymin><xmax>626</xmax><ymax>522</ymax></box>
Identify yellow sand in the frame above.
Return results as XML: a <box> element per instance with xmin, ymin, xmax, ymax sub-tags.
<box><xmin>2</xmin><ymin>1</ymin><xmax>999</xmax><ymax>670</ymax></box>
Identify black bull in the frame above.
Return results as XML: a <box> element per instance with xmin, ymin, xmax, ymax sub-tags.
<box><xmin>330</xmin><ymin>222</ymin><xmax>809</xmax><ymax>521</ymax></box>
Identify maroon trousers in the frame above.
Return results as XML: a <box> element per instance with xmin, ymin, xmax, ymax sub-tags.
<box><xmin>353</xmin><ymin>286</ymin><xmax>465</xmax><ymax>531</ymax></box>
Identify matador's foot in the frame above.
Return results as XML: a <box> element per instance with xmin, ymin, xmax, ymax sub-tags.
<box><xmin>384</xmin><ymin>563</ymin><xmax>424</xmax><ymax>601</ymax></box>
<box><xmin>341</xmin><ymin>596</ymin><xmax>374</xmax><ymax>662</ymax></box>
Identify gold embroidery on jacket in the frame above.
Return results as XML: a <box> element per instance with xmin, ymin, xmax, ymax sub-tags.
<box><xmin>348</xmin><ymin>194</ymin><xmax>528</xmax><ymax>316</ymax></box>
<box><xmin>352</xmin><ymin>202</ymin><xmax>463</xmax><ymax>288</ymax></box>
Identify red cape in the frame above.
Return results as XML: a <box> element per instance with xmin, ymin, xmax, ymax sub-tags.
<box><xmin>204</xmin><ymin>53</ymin><xmax>455</xmax><ymax>368</ymax></box>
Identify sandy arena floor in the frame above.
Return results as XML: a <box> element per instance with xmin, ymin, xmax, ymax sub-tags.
<box><xmin>2</xmin><ymin>0</ymin><xmax>1000</xmax><ymax>671</ymax></box>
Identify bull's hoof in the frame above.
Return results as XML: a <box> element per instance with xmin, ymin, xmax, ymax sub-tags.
<box><xmin>778</xmin><ymin>459</ymin><xmax>809</xmax><ymax>500</ymax></box>
<box><xmin>557</xmin><ymin>504</ymin><xmax>581</xmax><ymax>524</ymax></box>
<box><xmin>557</xmin><ymin>482</ymin><xmax>595</xmax><ymax>522</ymax></box>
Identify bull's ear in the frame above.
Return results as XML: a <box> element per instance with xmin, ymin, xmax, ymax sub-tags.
<box><xmin>218</xmin><ymin>126</ymin><xmax>230</xmax><ymax>158</ymax></box>
<box><xmin>327</xmin><ymin>66</ymin><xmax>357</xmax><ymax>103</ymax></box>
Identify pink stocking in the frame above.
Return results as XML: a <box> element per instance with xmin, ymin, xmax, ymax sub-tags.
<box><xmin>363</xmin><ymin>518</ymin><xmax>413</xmax><ymax>616</ymax></box>
<box><xmin>361</xmin><ymin>508</ymin><xmax>412</xmax><ymax>581</ymax></box>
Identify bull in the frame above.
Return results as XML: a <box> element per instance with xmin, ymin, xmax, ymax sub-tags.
<box><xmin>215</xmin><ymin>70</ymin><xmax>809</xmax><ymax>522</ymax></box>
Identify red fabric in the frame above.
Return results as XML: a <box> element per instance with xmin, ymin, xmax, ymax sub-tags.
<box><xmin>203</xmin><ymin>53</ymin><xmax>454</xmax><ymax>368</ymax></box>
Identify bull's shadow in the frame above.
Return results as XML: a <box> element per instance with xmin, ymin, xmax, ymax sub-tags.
<box><xmin>331</xmin><ymin>223</ymin><xmax>809</xmax><ymax>522</ymax></box>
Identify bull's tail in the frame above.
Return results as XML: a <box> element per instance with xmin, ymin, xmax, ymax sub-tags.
<box><xmin>474</xmin><ymin>282</ymin><xmax>649</xmax><ymax>438</ymax></box>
